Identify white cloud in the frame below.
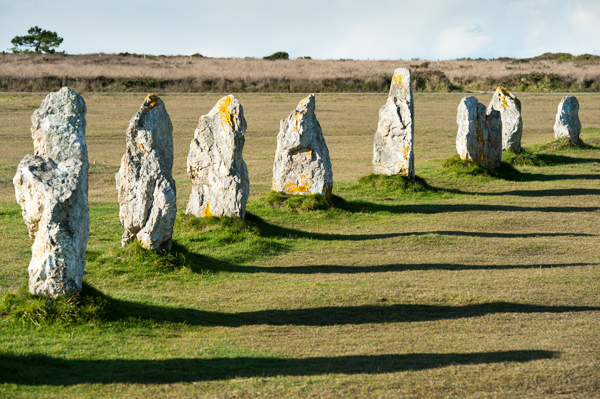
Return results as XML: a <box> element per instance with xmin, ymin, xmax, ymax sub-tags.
<box><xmin>433</xmin><ymin>24</ymin><xmax>491</xmax><ymax>60</ymax></box>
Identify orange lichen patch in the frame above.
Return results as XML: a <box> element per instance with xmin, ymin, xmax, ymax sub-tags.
<box><xmin>140</xmin><ymin>241</ymin><xmax>147</xmax><ymax>249</ymax></box>
<box><xmin>144</xmin><ymin>94</ymin><xmax>158</xmax><ymax>111</ymax></box>
<box><xmin>293</xmin><ymin>110</ymin><xmax>306</xmax><ymax>132</ymax></box>
<box><xmin>201</xmin><ymin>202</ymin><xmax>213</xmax><ymax>217</ymax></box>
<box><xmin>393</xmin><ymin>74</ymin><xmax>402</xmax><ymax>85</ymax></box>
<box><xmin>393</xmin><ymin>161</ymin><xmax>408</xmax><ymax>176</ymax></box>
<box><xmin>218</xmin><ymin>95</ymin><xmax>236</xmax><ymax>130</ymax></box>
<box><xmin>496</xmin><ymin>86</ymin><xmax>521</xmax><ymax>110</ymax></box>
<box><xmin>293</xmin><ymin>95</ymin><xmax>312</xmax><ymax>132</ymax></box>
<box><xmin>402</xmin><ymin>145</ymin><xmax>410</xmax><ymax>161</ymax></box>
<box><xmin>307</xmin><ymin>149</ymin><xmax>312</xmax><ymax>159</ymax></box>
<box><xmin>282</xmin><ymin>174</ymin><xmax>314</xmax><ymax>195</ymax></box>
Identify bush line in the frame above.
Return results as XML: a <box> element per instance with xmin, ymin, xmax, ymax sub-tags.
<box><xmin>1</xmin><ymin>71</ymin><xmax>599</xmax><ymax>93</ymax></box>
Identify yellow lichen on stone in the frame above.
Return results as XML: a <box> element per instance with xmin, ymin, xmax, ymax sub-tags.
<box><xmin>201</xmin><ymin>202</ymin><xmax>213</xmax><ymax>217</ymax></box>
<box><xmin>218</xmin><ymin>95</ymin><xmax>236</xmax><ymax>130</ymax></box>
<box><xmin>282</xmin><ymin>174</ymin><xmax>314</xmax><ymax>194</ymax></box>
<box><xmin>293</xmin><ymin>94</ymin><xmax>313</xmax><ymax>132</ymax></box>
<box><xmin>496</xmin><ymin>86</ymin><xmax>520</xmax><ymax>110</ymax></box>
<box><xmin>402</xmin><ymin>145</ymin><xmax>410</xmax><ymax>161</ymax></box>
<box><xmin>393</xmin><ymin>74</ymin><xmax>402</xmax><ymax>85</ymax></box>
<box><xmin>293</xmin><ymin>110</ymin><xmax>305</xmax><ymax>132</ymax></box>
<box><xmin>144</xmin><ymin>94</ymin><xmax>158</xmax><ymax>111</ymax></box>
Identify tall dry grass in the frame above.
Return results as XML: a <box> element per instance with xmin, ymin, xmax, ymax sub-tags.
<box><xmin>1</xmin><ymin>53</ymin><xmax>599</xmax><ymax>92</ymax></box>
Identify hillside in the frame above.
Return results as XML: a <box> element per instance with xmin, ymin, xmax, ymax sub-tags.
<box><xmin>1</xmin><ymin>52</ymin><xmax>599</xmax><ymax>93</ymax></box>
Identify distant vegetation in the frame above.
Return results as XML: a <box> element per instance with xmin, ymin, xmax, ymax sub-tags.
<box><xmin>0</xmin><ymin>52</ymin><xmax>598</xmax><ymax>93</ymax></box>
<box><xmin>263</xmin><ymin>51</ymin><xmax>289</xmax><ymax>60</ymax></box>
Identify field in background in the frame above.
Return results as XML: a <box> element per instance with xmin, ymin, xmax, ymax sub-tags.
<box><xmin>0</xmin><ymin>93</ymin><xmax>599</xmax><ymax>397</ymax></box>
<box><xmin>1</xmin><ymin>53</ymin><xmax>600</xmax><ymax>93</ymax></box>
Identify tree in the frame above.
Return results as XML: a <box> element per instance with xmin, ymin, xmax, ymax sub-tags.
<box><xmin>11</xmin><ymin>26</ymin><xmax>63</xmax><ymax>54</ymax></box>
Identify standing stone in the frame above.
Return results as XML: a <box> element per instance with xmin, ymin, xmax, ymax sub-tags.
<box><xmin>373</xmin><ymin>68</ymin><xmax>415</xmax><ymax>177</ymax></box>
<box><xmin>456</xmin><ymin>96</ymin><xmax>502</xmax><ymax>169</ymax></box>
<box><xmin>554</xmin><ymin>96</ymin><xmax>582</xmax><ymax>144</ymax></box>
<box><xmin>272</xmin><ymin>94</ymin><xmax>333</xmax><ymax>196</ymax></box>
<box><xmin>116</xmin><ymin>94</ymin><xmax>176</xmax><ymax>251</ymax></box>
<box><xmin>186</xmin><ymin>95</ymin><xmax>249</xmax><ymax>218</ymax></box>
<box><xmin>13</xmin><ymin>87</ymin><xmax>89</xmax><ymax>297</ymax></box>
<box><xmin>487</xmin><ymin>86</ymin><xmax>523</xmax><ymax>152</ymax></box>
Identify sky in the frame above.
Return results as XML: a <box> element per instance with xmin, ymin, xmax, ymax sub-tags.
<box><xmin>1</xmin><ymin>0</ymin><xmax>599</xmax><ymax>60</ymax></box>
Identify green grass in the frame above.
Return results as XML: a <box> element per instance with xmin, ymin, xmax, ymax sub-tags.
<box><xmin>441</xmin><ymin>155</ymin><xmax>522</xmax><ymax>181</ymax></box>
<box><xmin>263</xmin><ymin>191</ymin><xmax>334</xmax><ymax>212</ymax></box>
<box><xmin>1</xmin><ymin>93</ymin><xmax>599</xmax><ymax>397</ymax></box>
<box><xmin>0</xmin><ymin>284</ymin><xmax>108</xmax><ymax>326</ymax></box>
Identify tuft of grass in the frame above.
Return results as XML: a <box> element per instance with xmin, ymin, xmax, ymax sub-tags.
<box><xmin>354</xmin><ymin>174</ymin><xmax>436</xmax><ymax>194</ymax></box>
<box><xmin>0</xmin><ymin>283</ymin><xmax>107</xmax><ymax>325</ymax></box>
<box><xmin>264</xmin><ymin>191</ymin><xmax>334</xmax><ymax>212</ymax></box>
<box><xmin>539</xmin><ymin>137</ymin><xmax>594</xmax><ymax>151</ymax></box>
<box><xmin>442</xmin><ymin>155</ymin><xmax>521</xmax><ymax>181</ymax></box>
<box><xmin>92</xmin><ymin>240</ymin><xmax>188</xmax><ymax>277</ymax></box>
<box><xmin>177</xmin><ymin>213</ymin><xmax>262</xmax><ymax>243</ymax></box>
<box><xmin>503</xmin><ymin>149</ymin><xmax>548</xmax><ymax>166</ymax></box>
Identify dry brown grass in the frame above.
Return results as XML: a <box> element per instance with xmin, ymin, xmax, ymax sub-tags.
<box><xmin>1</xmin><ymin>53</ymin><xmax>599</xmax><ymax>81</ymax></box>
<box><xmin>1</xmin><ymin>53</ymin><xmax>599</xmax><ymax>93</ymax></box>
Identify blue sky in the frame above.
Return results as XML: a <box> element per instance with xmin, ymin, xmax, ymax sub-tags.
<box><xmin>1</xmin><ymin>0</ymin><xmax>599</xmax><ymax>60</ymax></box>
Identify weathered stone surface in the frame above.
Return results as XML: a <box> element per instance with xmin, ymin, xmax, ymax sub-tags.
<box><xmin>115</xmin><ymin>94</ymin><xmax>176</xmax><ymax>251</ymax></box>
<box><xmin>487</xmin><ymin>86</ymin><xmax>522</xmax><ymax>152</ymax></box>
<box><xmin>554</xmin><ymin>96</ymin><xmax>582</xmax><ymax>143</ymax></box>
<box><xmin>373</xmin><ymin>68</ymin><xmax>415</xmax><ymax>177</ymax></box>
<box><xmin>456</xmin><ymin>96</ymin><xmax>502</xmax><ymax>169</ymax></box>
<box><xmin>187</xmin><ymin>95</ymin><xmax>249</xmax><ymax>218</ymax></box>
<box><xmin>272</xmin><ymin>94</ymin><xmax>333</xmax><ymax>196</ymax></box>
<box><xmin>13</xmin><ymin>87</ymin><xmax>89</xmax><ymax>297</ymax></box>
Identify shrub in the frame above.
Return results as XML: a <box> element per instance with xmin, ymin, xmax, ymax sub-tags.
<box><xmin>263</xmin><ymin>52</ymin><xmax>289</xmax><ymax>61</ymax></box>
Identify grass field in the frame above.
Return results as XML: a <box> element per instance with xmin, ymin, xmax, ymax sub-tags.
<box><xmin>1</xmin><ymin>92</ymin><xmax>599</xmax><ymax>398</ymax></box>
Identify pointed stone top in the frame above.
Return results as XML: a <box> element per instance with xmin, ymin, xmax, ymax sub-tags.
<box><xmin>205</xmin><ymin>94</ymin><xmax>244</xmax><ymax>132</ymax></box>
<box><xmin>142</xmin><ymin>93</ymin><xmax>160</xmax><ymax>112</ymax></box>
<box><xmin>31</xmin><ymin>86</ymin><xmax>87</xmax><ymax>164</ymax></box>
<box><xmin>297</xmin><ymin>93</ymin><xmax>315</xmax><ymax>110</ymax></box>
<box><xmin>288</xmin><ymin>94</ymin><xmax>316</xmax><ymax>135</ymax></box>
<box><xmin>130</xmin><ymin>93</ymin><xmax>172</xmax><ymax>133</ymax></box>
<box><xmin>493</xmin><ymin>86</ymin><xmax>521</xmax><ymax>111</ymax></box>
<box><xmin>389</xmin><ymin>68</ymin><xmax>412</xmax><ymax>101</ymax></box>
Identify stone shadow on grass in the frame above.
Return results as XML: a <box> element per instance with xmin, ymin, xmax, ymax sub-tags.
<box><xmin>218</xmin><ymin>262</ymin><xmax>599</xmax><ymax>275</ymax></box>
<box><xmin>487</xmin><ymin>188</ymin><xmax>600</xmax><ymax>197</ymax></box>
<box><xmin>0</xmin><ymin>350</ymin><xmax>557</xmax><ymax>386</ymax></box>
<box><xmin>331</xmin><ymin>198</ymin><xmax>600</xmax><ymax>215</ymax></box>
<box><xmin>91</xmin><ymin>283</ymin><xmax>599</xmax><ymax>327</ymax></box>
<box><xmin>244</xmin><ymin>213</ymin><xmax>594</xmax><ymax>242</ymax></box>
